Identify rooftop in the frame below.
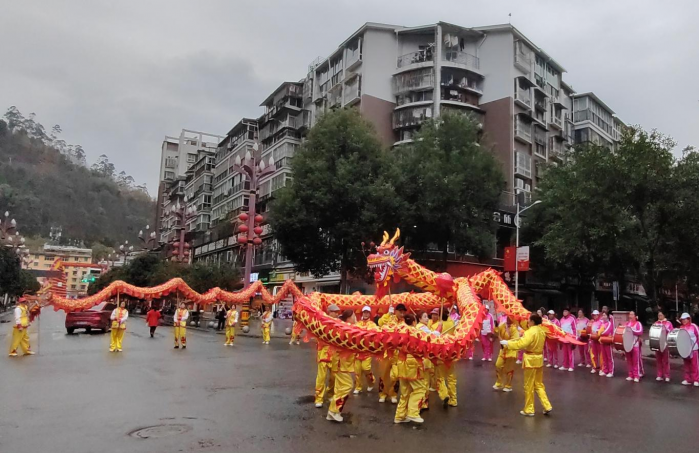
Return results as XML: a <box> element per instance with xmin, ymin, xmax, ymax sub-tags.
<box><xmin>572</xmin><ymin>92</ymin><xmax>615</xmax><ymax>115</ymax></box>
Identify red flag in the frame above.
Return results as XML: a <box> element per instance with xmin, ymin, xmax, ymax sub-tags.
<box><xmin>504</xmin><ymin>246</ymin><xmax>516</xmax><ymax>272</ymax></box>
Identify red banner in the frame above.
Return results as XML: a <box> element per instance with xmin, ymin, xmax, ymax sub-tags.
<box><xmin>504</xmin><ymin>246</ymin><xmax>516</xmax><ymax>272</ymax></box>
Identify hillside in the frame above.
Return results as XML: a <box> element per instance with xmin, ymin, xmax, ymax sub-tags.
<box><xmin>0</xmin><ymin>116</ymin><xmax>154</xmax><ymax>247</ymax></box>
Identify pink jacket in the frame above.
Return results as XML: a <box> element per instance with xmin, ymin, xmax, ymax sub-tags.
<box><xmin>560</xmin><ymin>315</ymin><xmax>577</xmax><ymax>336</ymax></box>
<box><xmin>591</xmin><ymin>318</ymin><xmax>603</xmax><ymax>342</ymax></box>
<box><xmin>600</xmin><ymin>319</ymin><xmax>614</xmax><ymax>338</ymax></box>
<box><xmin>653</xmin><ymin>320</ymin><xmax>673</xmax><ymax>332</ymax></box>
<box><xmin>576</xmin><ymin>317</ymin><xmax>589</xmax><ymax>337</ymax></box>
<box><xmin>481</xmin><ymin>313</ymin><xmax>495</xmax><ymax>335</ymax></box>
<box><xmin>681</xmin><ymin>323</ymin><xmax>699</xmax><ymax>352</ymax></box>
<box><xmin>626</xmin><ymin>320</ymin><xmax>643</xmax><ymax>348</ymax></box>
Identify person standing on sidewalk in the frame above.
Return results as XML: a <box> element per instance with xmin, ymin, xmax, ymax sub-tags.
<box><xmin>216</xmin><ymin>307</ymin><xmax>226</xmax><ymax>331</ymax></box>
<box><xmin>146</xmin><ymin>305</ymin><xmax>161</xmax><ymax>338</ymax></box>
<box><xmin>109</xmin><ymin>301</ymin><xmax>128</xmax><ymax>352</ymax></box>
<box><xmin>679</xmin><ymin>313</ymin><xmax>699</xmax><ymax>387</ymax></box>
<box><xmin>261</xmin><ymin>305</ymin><xmax>273</xmax><ymax>345</ymax></box>
<box><xmin>225</xmin><ymin>305</ymin><xmax>239</xmax><ymax>346</ymax></box>
<box><xmin>576</xmin><ymin>309</ymin><xmax>590</xmax><ymax>368</ymax></box>
<box><xmin>624</xmin><ymin>311</ymin><xmax>644</xmax><ymax>382</ymax></box>
<box><xmin>173</xmin><ymin>302</ymin><xmax>189</xmax><ymax>349</ymax></box>
<box><xmin>500</xmin><ymin>314</ymin><xmax>553</xmax><ymax>417</ymax></box>
<box><xmin>8</xmin><ymin>297</ymin><xmax>35</xmax><ymax>357</ymax></box>
<box><xmin>653</xmin><ymin>310</ymin><xmax>673</xmax><ymax>382</ymax></box>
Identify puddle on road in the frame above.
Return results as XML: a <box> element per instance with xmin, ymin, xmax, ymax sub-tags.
<box><xmin>128</xmin><ymin>423</ymin><xmax>192</xmax><ymax>439</ymax></box>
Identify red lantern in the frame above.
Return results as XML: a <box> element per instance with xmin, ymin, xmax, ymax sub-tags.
<box><xmin>172</xmin><ymin>250</ymin><xmax>179</xmax><ymax>255</ymax></box>
<box><xmin>254</xmin><ymin>214</ymin><xmax>263</xmax><ymax>224</ymax></box>
<box><xmin>238</xmin><ymin>235</ymin><xmax>248</xmax><ymax>244</ymax></box>
<box><xmin>252</xmin><ymin>237</ymin><xmax>262</xmax><ymax>246</ymax></box>
<box><xmin>239</xmin><ymin>213</ymin><xmax>249</xmax><ymax>222</ymax></box>
<box><xmin>253</xmin><ymin>226</ymin><xmax>263</xmax><ymax>235</ymax></box>
<box><xmin>238</xmin><ymin>224</ymin><xmax>249</xmax><ymax>233</ymax></box>
<box><xmin>183</xmin><ymin>243</ymin><xmax>191</xmax><ymax>249</ymax></box>
<box><xmin>184</xmin><ymin>250</ymin><xmax>190</xmax><ymax>256</ymax></box>
<box><xmin>172</xmin><ymin>241</ymin><xmax>180</xmax><ymax>248</ymax></box>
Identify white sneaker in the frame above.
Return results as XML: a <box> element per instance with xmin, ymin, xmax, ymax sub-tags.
<box><xmin>656</xmin><ymin>377</ymin><xmax>663</xmax><ymax>381</ymax></box>
<box><xmin>503</xmin><ymin>388</ymin><xmax>513</xmax><ymax>392</ymax></box>
<box><xmin>591</xmin><ymin>369</ymin><xmax>597</xmax><ymax>374</ymax></box>
<box><xmin>516</xmin><ymin>360</ymin><xmax>522</xmax><ymax>364</ymax></box>
<box><xmin>568</xmin><ymin>368</ymin><xmax>574</xmax><ymax>372</ymax></box>
<box><xmin>406</xmin><ymin>416</ymin><xmax>424</xmax><ymax>424</ymax></box>
<box><xmin>546</xmin><ymin>364</ymin><xmax>552</xmax><ymax>368</ymax></box>
<box><xmin>559</xmin><ymin>367</ymin><xmax>565</xmax><ymax>372</ymax></box>
<box><xmin>367</xmin><ymin>386</ymin><xmax>373</xmax><ymax>392</ymax></box>
<box><xmin>468</xmin><ymin>357</ymin><xmax>473</xmax><ymax>360</ymax></box>
<box><xmin>694</xmin><ymin>382</ymin><xmax>699</xmax><ymax>387</ymax></box>
<box><xmin>482</xmin><ymin>358</ymin><xmax>486</xmax><ymax>361</ymax></box>
<box><xmin>394</xmin><ymin>418</ymin><xmax>409</xmax><ymax>424</ymax></box>
<box><xmin>634</xmin><ymin>378</ymin><xmax>639</xmax><ymax>383</ymax></box>
<box><xmin>626</xmin><ymin>377</ymin><xmax>633</xmax><ymax>381</ymax></box>
<box><xmin>586</xmin><ymin>364</ymin><xmax>592</xmax><ymax>368</ymax></box>
<box><xmin>606</xmin><ymin>373</ymin><xmax>613</xmax><ymax>378</ymax></box>
<box><xmin>379</xmin><ymin>397</ymin><xmax>386</xmax><ymax>403</ymax></box>
<box><xmin>665</xmin><ymin>378</ymin><xmax>670</xmax><ymax>382</ymax></box>
<box><xmin>391</xmin><ymin>396</ymin><xmax>398</xmax><ymax>404</ymax></box>
<box><xmin>296</xmin><ymin>341</ymin><xmax>300</xmax><ymax>345</ymax></box>
<box><xmin>553</xmin><ymin>365</ymin><xmax>559</xmax><ymax>369</ymax></box>
<box><xmin>493</xmin><ymin>385</ymin><xmax>502</xmax><ymax>390</ymax></box>
<box><xmin>577</xmin><ymin>363</ymin><xmax>584</xmax><ymax>367</ymax></box>
<box><xmin>289</xmin><ymin>340</ymin><xmax>293</xmax><ymax>345</ymax></box>
<box><xmin>520</xmin><ymin>411</ymin><xmax>534</xmax><ymax>417</ymax></box>
<box><xmin>326</xmin><ymin>411</ymin><xmax>343</xmax><ymax>422</ymax></box>
<box><xmin>353</xmin><ymin>389</ymin><xmax>360</xmax><ymax>395</ymax></box>
<box><xmin>315</xmin><ymin>403</ymin><xmax>323</xmax><ymax>408</ymax></box>
<box><xmin>682</xmin><ymin>380</ymin><xmax>690</xmax><ymax>386</ymax></box>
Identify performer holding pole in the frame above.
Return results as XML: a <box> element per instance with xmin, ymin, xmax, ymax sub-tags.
<box><xmin>109</xmin><ymin>300</ymin><xmax>128</xmax><ymax>352</ymax></box>
<box><xmin>377</xmin><ymin>303</ymin><xmax>405</xmax><ymax>404</ymax></box>
<box><xmin>314</xmin><ymin>304</ymin><xmax>340</xmax><ymax>408</ymax></box>
<box><xmin>493</xmin><ymin>316</ymin><xmax>520</xmax><ymax>392</ymax></box>
<box><xmin>327</xmin><ymin>309</ymin><xmax>357</xmax><ymax>423</ymax></box>
<box><xmin>354</xmin><ymin>306</ymin><xmax>377</xmax><ymax>394</ymax></box>
<box><xmin>393</xmin><ymin>314</ymin><xmax>427</xmax><ymax>424</ymax></box>
<box><xmin>500</xmin><ymin>314</ymin><xmax>553</xmax><ymax>417</ymax></box>
<box><xmin>224</xmin><ymin>304</ymin><xmax>239</xmax><ymax>346</ymax></box>
<box><xmin>173</xmin><ymin>302</ymin><xmax>189</xmax><ymax>349</ymax></box>
<box><xmin>8</xmin><ymin>297</ymin><xmax>35</xmax><ymax>357</ymax></box>
<box><xmin>261</xmin><ymin>304</ymin><xmax>273</xmax><ymax>344</ymax></box>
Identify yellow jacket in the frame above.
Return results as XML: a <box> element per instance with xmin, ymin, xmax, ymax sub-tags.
<box><xmin>394</xmin><ymin>325</ymin><xmax>423</xmax><ymax>380</ymax></box>
<box><xmin>316</xmin><ymin>341</ymin><xmax>332</xmax><ymax>363</ymax></box>
<box><xmin>331</xmin><ymin>352</ymin><xmax>356</xmax><ymax>373</ymax></box>
<box><xmin>505</xmin><ymin>325</ymin><xmax>546</xmax><ymax>369</ymax></box>
<box><xmin>497</xmin><ymin>323</ymin><xmax>520</xmax><ymax>359</ymax></box>
<box><xmin>356</xmin><ymin>318</ymin><xmax>377</xmax><ymax>330</ymax></box>
<box><xmin>441</xmin><ymin>318</ymin><xmax>455</xmax><ymax>335</ymax></box>
<box><xmin>378</xmin><ymin>313</ymin><xmax>398</xmax><ymax>327</ymax></box>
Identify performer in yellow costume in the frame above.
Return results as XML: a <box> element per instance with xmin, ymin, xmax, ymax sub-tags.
<box><xmin>377</xmin><ymin>303</ymin><xmax>406</xmax><ymax>403</ymax></box>
<box><xmin>493</xmin><ymin>316</ymin><xmax>520</xmax><ymax>392</ymax></box>
<box><xmin>500</xmin><ymin>314</ymin><xmax>553</xmax><ymax>417</ymax></box>
<box><xmin>394</xmin><ymin>314</ymin><xmax>428</xmax><ymax>424</ymax></box>
<box><xmin>261</xmin><ymin>305</ymin><xmax>273</xmax><ymax>344</ymax></box>
<box><xmin>224</xmin><ymin>305</ymin><xmax>239</xmax><ymax>346</ymax></box>
<box><xmin>354</xmin><ymin>305</ymin><xmax>377</xmax><ymax>394</ymax></box>
<box><xmin>173</xmin><ymin>302</ymin><xmax>189</xmax><ymax>349</ymax></box>
<box><xmin>314</xmin><ymin>304</ymin><xmax>340</xmax><ymax>408</ymax></box>
<box><xmin>327</xmin><ymin>309</ymin><xmax>357</xmax><ymax>423</ymax></box>
<box><xmin>435</xmin><ymin>311</ymin><xmax>458</xmax><ymax>407</ymax></box>
<box><xmin>109</xmin><ymin>301</ymin><xmax>128</xmax><ymax>352</ymax></box>
<box><xmin>9</xmin><ymin>297</ymin><xmax>35</xmax><ymax>357</ymax></box>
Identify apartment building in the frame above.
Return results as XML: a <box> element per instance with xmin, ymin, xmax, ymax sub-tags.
<box><xmin>156</xmin><ymin>129</ymin><xmax>223</xmax><ymax>238</ymax></box>
<box><xmin>187</xmin><ymin>20</ymin><xmax>625</xmax><ymax>290</ymax></box>
<box><xmin>184</xmin><ymin>150</ymin><xmax>215</xmax><ymax>233</ymax></box>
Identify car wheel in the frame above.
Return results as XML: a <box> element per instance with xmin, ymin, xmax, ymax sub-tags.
<box><xmin>85</xmin><ymin>327</ymin><xmax>92</xmax><ymax>334</ymax></box>
<box><xmin>67</xmin><ymin>328</ymin><xmax>75</xmax><ymax>335</ymax></box>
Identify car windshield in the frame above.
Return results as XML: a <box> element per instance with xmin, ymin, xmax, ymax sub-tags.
<box><xmin>89</xmin><ymin>302</ymin><xmax>116</xmax><ymax>312</ymax></box>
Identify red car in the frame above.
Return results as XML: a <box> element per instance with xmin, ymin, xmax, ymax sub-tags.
<box><xmin>65</xmin><ymin>302</ymin><xmax>116</xmax><ymax>334</ymax></box>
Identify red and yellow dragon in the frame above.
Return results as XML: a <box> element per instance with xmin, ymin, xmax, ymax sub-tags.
<box><xmin>291</xmin><ymin>229</ymin><xmax>580</xmax><ymax>362</ymax></box>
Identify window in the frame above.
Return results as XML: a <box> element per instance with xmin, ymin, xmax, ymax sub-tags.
<box><xmin>71</xmin><ymin>285</ymin><xmax>76</xmax><ymax>289</ymax></box>
<box><xmin>187</xmin><ymin>153</ymin><xmax>197</xmax><ymax>163</ymax></box>
<box><xmin>164</xmin><ymin>171</ymin><xmax>176</xmax><ymax>180</ymax></box>
<box><xmin>165</xmin><ymin>157</ymin><xmax>177</xmax><ymax>168</ymax></box>
<box><xmin>514</xmin><ymin>151</ymin><xmax>532</xmax><ymax>178</ymax></box>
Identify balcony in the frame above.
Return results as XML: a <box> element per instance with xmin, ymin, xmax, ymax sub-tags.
<box><xmin>549</xmin><ymin>138</ymin><xmax>563</xmax><ymax>160</ymax></box>
<box><xmin>534</xmin><ymin>130</ymin><xmax>546</xmax><ymax>146</ymax></box>
<box><xmin>550</xmin><ymin>115</ymin><xmax>563</xmax><ymax>129</ymax></box>
<box><xmin>441</xmin><ymin>72</ymin><xmax>482</xmax><ymax>95</ymax></box>
<box><xmin>193</xmin><ymin>184</ymin><xmax>212</xmax><ymax>198</ymax></box>
<box><xmin>393</xmin><ymin>69</ymin><xmax>434</xmax><ymax>94</ymax></box>
<box><xmin>393</xmin><ymin>106</ymin><xmax>433</xmax><ymax>129</ymax></box>
<box><xmin>534</xmin><ymin>98</ymin><xmax>547</xmax><ymax>112</ymax></box>
<box><xmin>515</xmin><ymin>153</ymin><xmax>532</xmax><ymax>179</ymax></box>
<box><xmin>514</xmin><ymin>52</ymin><xmax>533</xmax><ymax>74</ymax></box>
<box><xmin>328</xmin><ymin>83</ymin><xmax>342</xmax><ymax>107</ymax></box>
<box><xmin>345</xmin><ymin>45</ymin><xmax>362</xmax><ymax>70</ymax></box>
<box><xmin>397</xmin><ymin>48</ymin><xmax>434</xmax><ymax>69</ymax></box>
<box><xmin>514</xmin><ymin>120</ymin><xmax>532</xmax><ymax>143</ymax></box>
<box><xmin>344</xmin><ymin>75</ymin><xmax>361</xmax><ymax>106</ymax></box>
<box><xmin>443</xmin><ymin>51</ymin><xmax>480</xmax><ymax>72</ymax></box>
<box><xmin>441</xmin><ymin>88</ymin><xmax>479</xmax><ymax>109</ymax></box>
<box><xmin>259</xmin><ymin>116</ymin><xmax>300</xmax><ymax>142</ymax></box>
<box><xmin>514</xmin><ymin>88</ymin><xmax>532</xmax><ymax>109</ymax></box>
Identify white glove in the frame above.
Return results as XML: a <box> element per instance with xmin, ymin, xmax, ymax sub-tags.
<box><xmin>388</xmin><ymin>306</ymin><xmax>395</xmax><ymax>314</ymax></box>
<box><xmin>500</xmin><ymin>340</ymin><xmax>509</xmax><ymax>347</ymax></box>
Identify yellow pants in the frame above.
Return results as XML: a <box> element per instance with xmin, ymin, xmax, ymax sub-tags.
<box><xmin>314</xmin><ymin>362</ymin><xmax>335</xmax><ymax>405</ymax></box>
<box><xmin>329</xmin><ymin>371</ymin><xmax>353</xmax><ymax>413</ymax></box>
<box><xmin>495</xmin><ymin>354</ymin><xmax>516</xmax><ymax>389</ymax></box>
<box><xmin>174</xmin><ymin>326</ymin><xmax>186</xmax><ymax>346</ymax></box>
<box><xmin>395</xmin><ymin>378</ymin><xmax>427</xmax><ymax>420</ymax></box>
<box><xmin>262</xmin><ymin>325</ymin><xmax>271</xmax><ymax>343</ymax></box>
<box><xmin>522</xmin><ymin>367</ymin><xmax>552</xmax><ymax>414</ymax></box>
<box><xmin>109</xmin><ymin>329</ymin><xmax>125</xmax><ymax>351</ymax></box>
<box><xmin>354</xmin><ymin>357</ymin><xmax>375</xmax><ymax>391</ymax></box>
<box><xmin>10</xmin><ymin>328</ymin><xmax>31</xmax><ymax>354</ymax></box>
<box><xmin>436</xmin><ymin>362</ymin><xmax>458</xmax><ymax>406</ymax></box>
<box><xmin>378</xmin><ymin>359</ymin><xmax>397</xmax><ymax>399</ymax></box>
<box><xmin>225</xmin><ymin>326</ymin><xmax>235</xmax><ymax>345</ymax></box>
<box><xmin>428</xmin><ymin>366</ymin><xmax>437</xmax><ymax>390</ymax></box>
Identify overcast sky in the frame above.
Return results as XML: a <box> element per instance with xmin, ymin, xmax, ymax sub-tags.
<box><xmin>1</xmin><ymin>1</ymin><xmax>697</xmax><ymax>194</ymax></box>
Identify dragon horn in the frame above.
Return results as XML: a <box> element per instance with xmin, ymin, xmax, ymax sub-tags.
<box><xmin>389</xmin><ymin>228</ymin><xmax>401</xmax><ymax>245</ymax></box>
<box><xmin>381</xmin><ymin>231</ymin><xmax>389</xmax><ymax>246</ymax></box>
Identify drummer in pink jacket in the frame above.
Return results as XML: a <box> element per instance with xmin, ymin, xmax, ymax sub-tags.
<box><xmin>576</xmin><ymin>310</ymin><xmax>590</xmax><ymax>368</ymax></box>
<box><xmin>598</xmin><ymin>313</ymin><xmax>615</xmax><ymax>377</ymax></box>
<box><xmin>653</xmin><ymin>310</ymin><xmax>673</xmax><ymax>382</ymax></box>
<box><xmin>624</xmin><ymin>311</ymin><xmax>644</xmax><ymax>382</ymax></box>
<box><xmin>589</xmin><ymin>310</ymin><xmax>603</xmax><ymax>374</ymax></box>
<box><xmin>559</xmin><ymin>309</ymin><xmax>577</xmax><ymax>371</ymax></box>
<box><xmin>480</xmin><ymin>309</ymin><xmax>495</xmax><ymax>361</ymax></box>
<box><xmin>679</xmin><ymin>313</ymin><xmax>699</xmax><ymax>387</ymax></box>
<box><xmin>545</xmin><ymin>310</ymin><xmax>561</xmax><ymax>368</ymax></box>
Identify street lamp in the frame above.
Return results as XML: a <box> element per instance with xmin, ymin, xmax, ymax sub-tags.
<box><xmin>231</xmin><ymin>142</ymin><xmax>275</xmax><ymax>289</ymax></box>
<box><xmin>138</xmin><ymin>224</ymin><xmax>160</xmax><ymax>251</ymax></box>
<box><xmin>0</xmin><ymin>211</ymin><xmax>18</xmax><ymax>244</ymax></box>
<box><xmin>514</xmin><ymin>198</ymin><xmax>542</xmax><ymax>299</ymax></box>
<box><xmin>119</xmin><ymin>241</ymin><xmax>135</xmax><ymax>264</ymax></box>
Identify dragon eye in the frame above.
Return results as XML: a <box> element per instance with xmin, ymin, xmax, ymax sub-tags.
<box><xmin>383</xmin><ymin>250</ymin><xmax>389</xmax><ymax>255</ymax></box>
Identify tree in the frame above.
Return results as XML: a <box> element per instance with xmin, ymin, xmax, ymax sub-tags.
<box><xmin>0</xmin><ymin>248</ymin><xmax>39</xmax><ymax>296</ymax></box>
<box><xmin>91</xmin><ymin>154</ymin><xmax>116</xmax><ymax>179</ymax></box>
<box><xmin>269</xmin><ymin>108</ymin><xmax>400</xmax><ymax>292</ymax></box>
<box><xmin>393</xmin><ymin>112</ymin><xmax>504</xmax><ymax>266</ymax></box>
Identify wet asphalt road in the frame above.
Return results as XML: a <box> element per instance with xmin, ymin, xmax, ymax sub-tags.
<box><xmin>1</xmin><ymin>310</ymin><xmax>699</xmax><ymax>453</ymax></box>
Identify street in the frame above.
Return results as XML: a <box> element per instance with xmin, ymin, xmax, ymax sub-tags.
<box><xmin>2</xmin><ymin>310</ymin><xmax>699</xmax><ymax>453</ymax></box>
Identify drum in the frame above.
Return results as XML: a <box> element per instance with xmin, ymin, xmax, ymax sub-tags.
<box><xmin>579</xmin><ymin>321</ymin><xmax>593</xmax><ymax>341</ymax></box>
<box><xmin>612</xmin><ymin>325</ymin><xmax>634</xmax><ymax>352</ymax></box>
<box><xmin>649</xmin><ymin>324</ymin><xmax>668</xmax><ymax>352</ymax></box>
<box><xmin>668</xmin><ymin>328</ymin><xmax>693</xmax><ymax>359</ymax></box>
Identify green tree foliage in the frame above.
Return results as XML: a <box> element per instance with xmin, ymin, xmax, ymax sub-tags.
<box><xmin>88</xmin><ymin>254</ymin><xmax>241</xmax><ymax>295</ymax></box>
<box><xmin>394</xmin><ymin>112</ymin><xmax>505</xmax><ymax>264</ymax></box>
<box><xmin>269</xmin><ymin>108</ymin><xmax>400</xmax><ymax>291</ymax></box>
<box><xmin>0</xmin><ymin>108</ymin><xmax>154</xmax><ymax>246</ymax></box>
<box><xmin>0</xmin><ymin>248</ymin><xmax>40</xmax><ymax>296</ymax></box>
<box><xmin>532</xmin><ymin>126</ymin><xmax>692</xmax><ymax>302</ymax></box>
